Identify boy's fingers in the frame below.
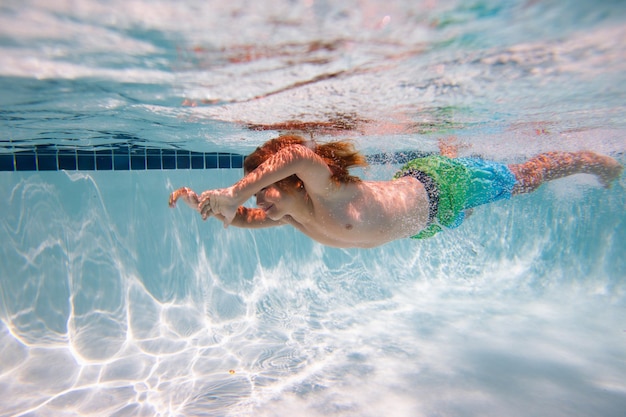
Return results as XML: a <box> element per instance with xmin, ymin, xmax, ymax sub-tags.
<box><xmin>200</xmin><ymin>202</ymin><xmax>210</xmax><ymax>219</ymax></box>
<box><xmin>169</xmin><ymin>189</ymin><xmax>182</xmax><ymax>207</ymax></box>
<box><xmin>170</xmin><ymin>187</ymin><xmax>201</xmax><ymax>209</ymax></box>
<box><xmin>198</xmin><ymin>195</ymin><xmax>209</xmax><ymax>213</ymax></box>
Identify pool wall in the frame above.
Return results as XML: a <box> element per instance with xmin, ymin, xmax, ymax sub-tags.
<box><xmin>1</xmin><ymin>167</ymin><xmax>625</xmax><ymax>416</ymax></box>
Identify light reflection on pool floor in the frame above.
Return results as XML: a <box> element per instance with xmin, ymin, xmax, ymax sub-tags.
<box><xmin>1</xmin><ymin>170</ymin><xmax>625</xmax><ymax>416</ymax></box>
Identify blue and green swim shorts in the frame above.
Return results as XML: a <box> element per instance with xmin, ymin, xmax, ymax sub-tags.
<box><xmin>394</xmin><ymin>155</ymin><xmax>518</xmax><ymax>239</ymax></box>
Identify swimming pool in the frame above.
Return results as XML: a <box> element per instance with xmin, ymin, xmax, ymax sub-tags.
<box><xmin>1</xmin><ymin>1</ymin><xmax>625</xmax><ymax>416</ymax></box>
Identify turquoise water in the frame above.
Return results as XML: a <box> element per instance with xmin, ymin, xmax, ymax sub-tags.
<box><xmin>1</xmin><ymin>1</ymin><xmax>625</xmax><ymax>416</ymax></box>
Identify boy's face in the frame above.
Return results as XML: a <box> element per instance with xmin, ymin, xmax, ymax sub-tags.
<box><xmin>255</xmin><ymin>183</ymin><xmax>300</xmax><ymax>220</ymax></box>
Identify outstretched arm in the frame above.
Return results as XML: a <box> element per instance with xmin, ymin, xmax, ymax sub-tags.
<box><xmin>169</xmin><ymin>187</ymin><xmax>285</xmax><ymax>228</ymax></box>
<box><xmin>198</xmin><ymin>144</ymin><xmax>333</xmax><ymax>224</ymax></box>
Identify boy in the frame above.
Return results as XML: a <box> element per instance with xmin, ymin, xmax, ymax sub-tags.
<box><xmin>169</xmin><ymin>135</ymin><xmax>622</xmax><ymax>248</ymax></box>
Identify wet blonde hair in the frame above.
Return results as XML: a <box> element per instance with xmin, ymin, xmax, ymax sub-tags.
<box><xmin>243</xmin><ymin>134</ymin><xmax>368</xmax><ymax>190</ymax></box>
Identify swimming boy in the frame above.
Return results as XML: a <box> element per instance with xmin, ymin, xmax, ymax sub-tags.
<box><xmin>169</xmin><ymin>135</ymin><xmax>623</xmax><ymax>248</ymax></box>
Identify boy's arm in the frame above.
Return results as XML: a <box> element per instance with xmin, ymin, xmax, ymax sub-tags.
<box><xmin>218</xmin><ymin>206</ymin><xmax>286</xmax><ymax>229</ymax></box>
<box><xmin>198</xmin><ymin>144</ymin><xmax>333</xmax><ymax>224</ymax></box>
<box><xmin>170</xmin><ymin>187</ymin><xmax>284</xmax><ymax>229</ymax></box>
<box><xmin>233</xmin><ymin>144</ymin><xmax>333</xmax><ymax>198</ymax></box>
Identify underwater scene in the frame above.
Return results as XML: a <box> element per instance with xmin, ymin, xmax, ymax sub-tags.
<box><xmin>1</xmin><ymin>0</ymin><xmax>625</xmax><ymax>416</ymax></box>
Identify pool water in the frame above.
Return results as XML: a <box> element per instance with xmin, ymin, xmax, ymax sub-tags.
<box><xmin>1</xmin><ymin>1</ymin><xmax>625</xmax><ymax>416</ymax></box>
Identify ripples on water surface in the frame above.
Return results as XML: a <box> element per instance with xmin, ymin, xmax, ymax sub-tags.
<box><xmin>1</xmin><ymin>1</ymin><xmax>625</xmax><ymax>416</ymax></box>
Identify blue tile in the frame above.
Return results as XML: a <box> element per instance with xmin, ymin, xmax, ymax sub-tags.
<box><xmin>131</xmin><ymin>154</ymin><xmax>146</xmax><ymax>170</ymax></box>
<box><xmin>96</xmin><ymin>150</ymin><xmax>113</xmax><ymax>171</ymax></box>
<box><xmin>37</xmin><ymin>153</ymin><xmax>58</xmax><ymax>171</ymax></box>
<box><xmin>3</xmin><ymin>147</ymin><xmax>248</xmax><ymax>172</ymax></box>
<box><xmin>15</xmin><ymin>153</ymin><xmax>36</xmax><ymax>171</ymax></box>
<box><xmin>206</xmin><ymin>153</ymin><xmax>218</xmax><ymax>169</ymax></box>
<box><xmin>114</xmin><ymin>148</ymin><xmax>130</xmax><ymax>171</ymax></box>
<box><xmin>218</xmin><ymin>153</ymin><xmax>231</xmax><ymax>169</ymax></box>
<box><xmin>77</xmin><ymin>151</ymin><xmax>95</xmax><ymax>170</ymax></box>
<box><xmin>146</xmin><ymin>149</ymin><xmax>161</xmax><ymax>170</ymax></box>
<box><xmin>176</xmin><ymin>150</ymin><xmax>190</xmax><ymax>169</ymax></box>
<box><xmin>114</xmin><ymin>155</ymin><xmax>129</xmax><ymax>170</ymax></box>
<box><xmin>162</xmin><ymin>150</ymin><xmax>175</xmax><ymax>170</ymax></box>
<box><xmin>0</xmin><ymin>154</ymin><xmax>15</xmax><ymax>171</ymax></box>
<box><xmin>232</xmin><ymin>154</ymin><xmax>243</xmax><ymax>169</ymax></box>
<box><xmin>58</xmin><ymin>150</ymin><xmax>77</xmax><ymax>170</ymax></box>
<box><xmin>191</xmin><ymin>152</ymin><xmax>204</xmax><ymax>169</ymax></box>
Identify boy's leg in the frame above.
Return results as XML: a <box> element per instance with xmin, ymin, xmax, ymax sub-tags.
<box><xmin>438</xmin><ymin>136</ymin><xmax>470</xmax><ymax>159</ymax></box>
<box><xmin>439</xmin><ymin>137</ymin><xmax>459</xmax><ymax>158</ymax></box>
<box><xmin>509</xmin><ymin>151</ymin><xmax>623</xmax><ymax>194</ymax></box>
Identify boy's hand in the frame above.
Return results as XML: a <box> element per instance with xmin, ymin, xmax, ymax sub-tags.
<box><xmin>169</xmin><ymin>187</ymin><xmax>200</xmax><ymax>210</ymax></box>
<box><xmin>198</xmin><ymin>187</ymin><xmax>238</xmax><ymax>226</ymax></box>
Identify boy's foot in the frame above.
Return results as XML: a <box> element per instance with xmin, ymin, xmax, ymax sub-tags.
<box><xmin>438</xmin><ymin>136</ymin><xmax>472</xmax><ymax>158</ymax></box>
<box><xmin>438</xmin><ymin>137</ymin><xmax>459</xmax><ymax>158</ymax></box>
<box><xmin>588</xmin><ymin>153</ymin><xmax>623</xmax><ymax>188</ymax></box>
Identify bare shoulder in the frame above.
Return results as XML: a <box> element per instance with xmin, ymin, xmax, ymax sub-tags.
<box><xmin>287</xmin><ymin>145</ymin><xmax>335</xmax><ymax>193</ymax></box>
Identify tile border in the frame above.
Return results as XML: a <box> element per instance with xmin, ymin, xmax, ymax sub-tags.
<box><xmin>0</xmin><ymin>146</ymin><xmax>434</xmax><ymax>172</ymax></box>
<box><xmin>0</xmin><ymin>146</ymin><xmax>245</xmax><ymax>172</ymax></box>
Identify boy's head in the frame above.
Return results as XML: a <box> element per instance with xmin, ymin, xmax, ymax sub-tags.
<box><xmin>244</xmin><ymin>135</ymin><xmax>306</xmax><ymax>192</ymax></box>
<box><xmin>243</xmin><ymin>134</ymin><xmax>367</xmax><ymax>190</ymax></box>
